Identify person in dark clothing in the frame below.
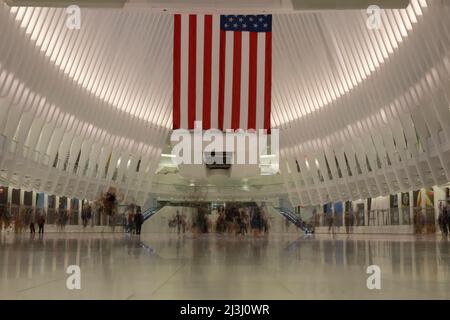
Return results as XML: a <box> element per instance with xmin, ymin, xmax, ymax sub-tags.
<box><xmin>235</xmin><ymin>209</ymin><xmax>242</xmax><ymax>235</ymax></box>
<box><xmin>175</xmin><ymin>210</ymin><xmax>184</xmax><ymax>234</ymax></box>
<box><xmin>344</xmin><ymin>211</ymin><xmax>351</xmax><ymax>234</ymax></box>
<box><xmin>438</xmin><ymin>212</ymin><xmax>448</xmax><ymax>237</ymax></box>
<box><xmin>239</xmin><ymin>208</ymin><xmax>249</xmax><ymax>235</ymax></box>
<box><xmin>225</xmin><ymin>207</ymin><xmax>234</xmax><ymax>233</ymax></box>
<box><xmin>81</xmin><ymin>203</ymin><xmax>91</xmax><ymax>228</ymax></box>
<box><xmin>29</xmin><ymin>211</ymin><xmax>36</xmax><ymax>234</ymax></box>
<box><xmin>30</xmin><ymin>222</ymin><xmax>35</xmax><ymax>234</ymax></box>
<box><xmin>216</xmin><ymin>208</ymin><xmax>226</xmax><ymax>233</ymax></box>
<box><xmin>261</xmin><ymin>211</ymin><xmax>269</xmax><ymax>234</ymax></box>
<box><xmin>37</xmin><ymin>215</ymin><xmax>45</xmax><ymax>234</ymax></box>
<box><xmin>127</xmin><ymin>206</ymin><xmax>135</xmax><ymax>233</ymax></box>
<box><xmin>445</xmin><ymin>202</ymin><xmax>450</xmax><ymax>237</ymax></box>
<box><xmin>250</xmin><ymin>209</ymin><xmax>262</xmax><ymax>236</ymax></box>
<box><xmin>328</xmin><ymin>213</ymin><xmax>335</xmax><ymax>234</ymax></box>
<box><xmin>134</xmin><ymin>207</ymin><xmax>143</xmax><ymax>235</ymax></box>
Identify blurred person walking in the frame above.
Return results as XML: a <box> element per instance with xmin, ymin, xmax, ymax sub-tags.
<box><xmin>344</xmin><ymin>211</ymin><xmax>350</xmax><ymax>234</ymax></box>
<box><xmin>127</xmin><ymin>206</ymin><xmax>135</xmax><ymax>233</ymax></box>
<box><xmin>444</xmin><ymin>201</ymin><xmax>450</xmax><ymax>238</ymax></box>
<box><xmin>134</xmin><ymin>206</ymin><xmax>143</xmax><ymax>235</ymax></box>
<box><xmin>438</xmin><ymin>204</ymin><xmax>448</xmax><ymax>238</ymax></box>
<box><xmin>177</xmin><ymin>210</ymin><xmax>187</xmax><ymax>234</ymax></box>
<box><xmin>29</xmin><ymin>214</ymin><xmax>36</xmax><ymax>234</ymax></box>
<box><xmin>328</xmin><ymin>212</ymin><xmax>335</xmax><ymax>235</ymax></box>
<box><xmin>37</xmin><ymin>214</ymin><xmax>45</xmax><ymax>234</ymax></box>
<box><xmin>81</xmin><ymin>203</ymin><xmax>91</xmax><ymax>228</ymax></box>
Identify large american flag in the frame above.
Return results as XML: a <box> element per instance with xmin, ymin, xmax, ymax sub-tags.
<box><xmin>173</xmin><ymin>14</ymin><xmax>272</xmax><ymax>131</ymax></box>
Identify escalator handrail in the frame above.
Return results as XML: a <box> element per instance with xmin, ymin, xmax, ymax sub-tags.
<box><xmin>272</xmin><ymin>206</ymin><xmax>313</xmax><ymax>233</ymax></box>
<box><xmin>142</xmin><ymin>206</ymin><xmax>162</xmax><ymax>221</ymax></box>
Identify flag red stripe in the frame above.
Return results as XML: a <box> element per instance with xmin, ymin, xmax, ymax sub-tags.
<box><xmin>247</xmin><ymin>32</ymin><xmax>258</xmax><ymax>130</ymax></box>
<box><xmin>188</xmin><ymin>15</ymin><xmax>197</xmax><ymax>130</ymax></box>
<box><xmin>173</xmin><ymin>14</ymin><xmax>181</xmax><ymax>129</ymax></box>
<box><xmin>202</xmin><ymin>15</ymin><xmax>212</xmax><ymax>130</ymax></box>
<box><xmin>218</xmin><ymin>30</ymin><xmax>226</xmax><ymax>131</ymax></box>
<box><xmin>231</xmin><ymin>31</ymin><xmax>242</xmax><ymax>130</ymax></box>
<box><xmin>264</xmin><ymin>32</ymin><xmax>272</xmax><ymax>132</ymax></box>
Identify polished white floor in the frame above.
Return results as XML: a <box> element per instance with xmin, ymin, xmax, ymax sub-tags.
<box><xmin>0</xmin><ymin>232</ymin><xmax>449</xmax><ymax>300</ymax></box>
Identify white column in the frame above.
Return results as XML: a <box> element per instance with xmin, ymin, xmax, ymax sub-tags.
<box><xmin>364</xmin><ymin>199</ymin><xmax>368</xmax><ymax>226</ymax></box>
<box><xmin>399</xmin><ymin>192</ymin><xmax>403</xmax><ymax>224</ymax></box>
<box><xmin>409</xmin><ymin>191</ymin><xmax>414</xmax><ymax>224</ymax></box>
<box><xmin>78</xmin><ymin>199</ymin><xmax>82</xmax><ymax>226</ymax></box>
<box><xmin>32</xmin><ymin>191</ymin><xmax>36</xmax><ymax>209</ymax></box>
<box><xmin>7</xmin><ymin>187</ymin><xmax>12</xmax><ymax>206</ymax></box>
<box><xmin>20</xmin><ymin>189</ymin><xmax>24</xmax><ymax>206</ymax></box>
<box><xmin>421</xmin><ymin>189</ymin><xmax>426</xmax><ymax>225</ymax></box>
<box><xmin>434</xmin><ymin>186</ymin><xmax>445</xmax><ymax>224</ymax></box>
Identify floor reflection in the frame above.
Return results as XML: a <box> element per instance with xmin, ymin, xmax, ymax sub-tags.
<box><xmin>0</xmin><ymin>233</ymin><xmax>449</xmax><ymax>299</ymax></box>
<box><xmin>0</xmin><ymin>234</ymin><xmax>150</xmax><ymax>281</ymax></box>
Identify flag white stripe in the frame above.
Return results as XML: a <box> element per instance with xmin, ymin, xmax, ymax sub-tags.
<box><xmin>180</xmin><ymin>15</ymin><xmax>189</xmax><ymax>129</ymax></box>
<box><xmin>210</xmin><ymin>15</ymin><xmax>220</xmax><ymax>129</ymax></box>
<box><xmin>255</xmin><ymin>32</ymin><xmax>265</xmax><ymax>130</ymax></box>
<box><xmin>223</xmin><ymin>31</ymin><xmax>233</xmax><ymax>130</ymax></box>
<box><xmin>240</xmin><ymin>31</ymin><xmax>249</xmax><ymax>130</ymax></box>
<box><xmin>196</xmin><ymin>15</ymin><xmax>204</xmax><ymax>124</ymax></box>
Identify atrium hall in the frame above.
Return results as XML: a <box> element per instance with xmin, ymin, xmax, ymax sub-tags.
<box><xmin>0</xmin><ymin>0</ymin><xmax>450</xmax><ymax>300</ymax></box>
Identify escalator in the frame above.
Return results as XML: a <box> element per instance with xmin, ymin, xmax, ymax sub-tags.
<box><xmin>142</xmin><ymin>206</ymin><xmax>162</xmax><ymax>222</ymax></box>
<box><xmin>272</xmin><ymin>206</ymin><xmax>314</xmax><ymax>234</ymax></box>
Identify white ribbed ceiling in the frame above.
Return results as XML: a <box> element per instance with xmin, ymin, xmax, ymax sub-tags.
<box><xmin>1</xmin><ymin>0</ymin><xmax>450</xmax><ymax>205</ymax></box>
<box><xmin>3</xmin><ymin>1</ymin><xmax>427</xmax><ymax>127</ymax></box>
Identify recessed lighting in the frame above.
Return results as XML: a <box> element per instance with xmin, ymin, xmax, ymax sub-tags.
<box><xmin>161</xmin><ymin>154</ymin><xmax>175</xmax><ymax>158</ymax></box>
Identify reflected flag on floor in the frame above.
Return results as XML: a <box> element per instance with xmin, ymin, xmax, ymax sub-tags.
<box><xmin>173</xmin><ymin>14</ymin><xmax>272</xmax><ymax>131</ymax></box>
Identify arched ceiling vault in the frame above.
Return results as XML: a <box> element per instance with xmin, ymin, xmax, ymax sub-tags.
<box><xmin>0</xmin><ymin>0</ymin><xmax>449</xmax><ymax>205</ymax></box>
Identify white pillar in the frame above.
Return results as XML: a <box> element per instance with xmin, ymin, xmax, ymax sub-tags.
<box><xmin>421</xmin><ymin>189</ymin><xmax>427</xmax><ymax>228</ymax></box>
<box><xmin>32</xmin><ymin>191</ymin><xmax>36</xmax><ymax>209</ymax></box>
<box><xmin>364</xmin><ymin>199</ymin><xmax>369</xmax><ymax>226</ymax></box>
<box><xmin>7</xmin><ymin>187</ymin><xmax>12</xmax><ymax>205</ymax></box>
<box><xmin>434</xmin><ymin>186</ymin><xmax>445</xmax><ymax>224</ymax></box>
<box><xmin>409</xmin><ymin>190</ymin><xmax>414</xmax><ymax>224</ymax></box>
<box><xmin>78</xmin><ymin>199</ymin><xmax>82</xmax><ymax>226</ymax></box>
<box><xmin>20</xmin><ymin>189</ymin><xmax>24</xmax><ymax>206</ymax></box>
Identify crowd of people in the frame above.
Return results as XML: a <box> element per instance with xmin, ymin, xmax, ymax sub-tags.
<box><xmin>4</xmin><ymin>197</ymin><xmax>450</xmax><ymax>239</ymax></box>
<box><xmin>0</xmin><ymin>188</ymin><xmax>129</xmax><ymax>235</ymax></box>
<box><xmin>0</xmin><ymin>206</ymin><xmax>47</xmax><ymax>235</ymax></box>
<box><xmin>216</xmin><ymin>205</ymin><xmax>270</xmax><ymax>236</ymax></box>
<box><xmin>167</xmin><ymin>204</ymin><xmax>271</xmax><ymax>236</ymax></box>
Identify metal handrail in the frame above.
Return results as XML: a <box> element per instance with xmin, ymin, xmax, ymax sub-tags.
<box><xmin>143</xmin><ymin>206</ymin><xmax>162</xmax><ymax>222</ymax></box>
<box><xmin>273</xmin><ymin>206</ymin><xmax>314</xmax><ymax>234</ymax></box>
